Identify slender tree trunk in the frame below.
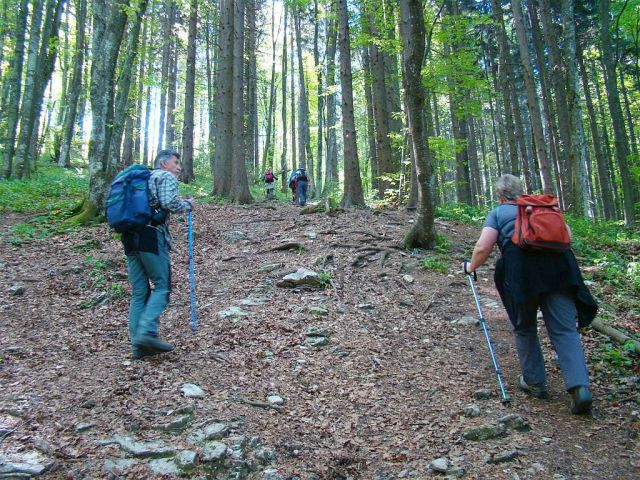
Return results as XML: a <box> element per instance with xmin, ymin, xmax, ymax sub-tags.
<box><xmin>399</xmin><ymin>0</ymin><xmax>435</xmax><ymax>249</ymax></box>
<box><xmin>323</xmin><ymin>6</ymin><xmax>338</xmax><ymax>196</ymax></box>
<box><xmin>245</xmin><ymin>0</ymin><xmax>258</xmax><ymax>174</ymax></box>
<box><xmin>294</xmin><ymin>5</ymin><xmax>312</xmax><ymax>173</ymax></box>
<box><xmin>181</xmin><ymin>0</ymin><xmax>198</xmax><ymax>183</ymax></box>
<box><xmin>511</xmin><ymin>0</ymin><xmax>553</xmax><ymax>193</ymax></box>
<box><xmin>362</xmin><ymin>47</ymin><xmax>379</xmax><ymax>197</ymax></box>
<box><xmin>337</xmin><ymin>0</ymin><xmax>364</xmax><ymax>207</ymax></box>
<box><xmin>166</xmin><ymin>42</ymin><xmax>177</xmax><ymax>147</ymax></box>
<box><xmin>157</xmin><ymin>0</ymin><xmax>175</xmax><ymax>151</ymax></box>
<box><xmin>600</xmin><ymin>0</ymin><xmax>636</xmax><ymax>225</ymax></box>
<box><xmin>290</xmin><ymin>14</ymin><xmax>296</xmax><ymax>171</ymax></box>
<box><xmin>134</xmin><ymin>18</ymin><xmax>148</xmax><ymax>164</ymax></box>
<box><xmin>59</xmin><ymin>0</ymin><xmax>87</xmax><ymax>168</ymax></box>
<box><xmin>619</xmin><ymin>69</ymin><xmax>639</xmax><ymax>159</ymax></box>
<box><xmin>280</xmin><ymin>3</ymin><xmax>288</xmax><ymax>191</ymax></box>
<box><xmin>313</xmin><ymin>0</ymin><xmax>323</xmax><ymax>195</ymax></box>
<box><xmin>205</xmin><ymin>6</ymin><xmax>216</xmax><ymax>170</ymax></box>
<box><xmin>261</xmin><ymin>0</ymin><xmax>277</xmax><ymax>173</ymax></box>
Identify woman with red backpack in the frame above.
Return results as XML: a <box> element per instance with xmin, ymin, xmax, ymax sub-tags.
<box><xmin>263</xmin><ymin>168</ymin><xmax>277</xmax><ymax>197</ymax></box>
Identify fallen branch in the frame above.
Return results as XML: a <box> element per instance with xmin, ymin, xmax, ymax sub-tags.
<box><xmin>269</xmin><ymin>242</ymin><xmax>305</xmax><ymax>252</ymax></box>
<box><xmin>590</xmin><ymin>319</ymin><xmax>640</xmax><ymax>353</ymax></box>
<box><xmin>237</xmin><ymin>397</ymin><xmax>283</xmax><ymax>412</ymax></box>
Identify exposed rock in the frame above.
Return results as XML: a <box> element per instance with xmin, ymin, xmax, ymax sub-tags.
<box><xmin>238</xmin><ymin>297</ymin><xmax>270</xmax><ymax>306</ymax></box>
<box><xmin>304</xmin><ymin>336</ymin><xmax>329</xmax><ymax>347</ymax></box>
<box><xmin>473</xmin><ymin>389</ymin><xmax>493</xmax><ymax>400</ymax></box>
<box><xmin>308</xmin><ymin>306</ymin><xmax>329</xmax><ymax>316</ymax></box>
<box><xmin>255</xmin><ymin>447</ymin><xmax>277</xmax><ymax>465</ymax></box>
<box><xmin>357</xmin><ymin>303</ymin><xmax>375</xmax><ymax>310</ymax></box>
<box><xmin>181</xmin><ymin>383</ymin><xmax>206</xmax><ymax>398</ymax></box>
<box><xmin>222</xmin><ymin>231</ymin><xmax>247</xmax><ymax>244</ymax></box>
<box><xmin>200</xmin><ymin>441</ymin><xmax>228</xmax><ymax>463</ymax></box>
<box><xmin>402</xmin><ymin>274</ymin><xmax>415</xmax><ymax>284</ymax></box>
<box><xmin>498</xmin><ymin>414</ymin><xmax>530</xmax><ymax>432</ymax></box>
<box><xmin>304</xmin><ymin>231</ymin><xmax>317</xmax><ymax>239</ymax></box>
<box><xmin>461</xmin><ymin>423</ymin><xmax>507</xmax><ymax>441</ymax></box>
<box><xmin>81</xmin><ymin>399</ymin><xmax>96</xmax><ymax>409</ymax></box>
<box><xmin>462</xmin><ymin>404</ymin><xmax>481</xmax><ymax>418</ymax></box>
<box><xmin>276</xmin><ymin>268</ymin><xmax>322</xmax><ymax>288</ymax></box>
<box><xmin>305</xmin><ymin>326</ymin><xmax>329</xmax><ymax>337</ymax></box>
<box><xmin>446</xmin><ymin>466</ymin><xmax>465</xmax><ymax>477</ymax></box>
<box><xmin>0</xmin><ymin>452</ymin><xmax>52</xmax><ymax>476</ymax></box>
<box><xmin>257</xmin><ymin>263</ymin><xmax>284</xmax><ymax>273</ymax></box>
<box><xmin>175</xmin><ymin>450</ymin><xmax>197</xmax><ymax>470</ymax></box>
<box><xmin>486</xmin><ymin>450</ymin><xmax>520</xmax><ymax>464</ymax></box>
<box><xmin>218</xmin><ymin>306</ymin><xmax>250</xmax><ymax>321</ymax></box>
<box><xmin>149</xmin><ymin>458</ymin><xmax>181</xmax><ymax>476</ymax></box>
<box><xmin>97</xmin><ymin>435</ymin><xmax>175</xmax><ymax>458</ymax></box>
<box><xmin>187</xmin><ymin>422</ymin><xmax>229</xmax><ymax>444</ymax></box>
<box><xmin>172</xmin><ymin>405</ymin><xmax>195</xmax><ymax>416</ymax></box>
<box><xmin>429</xmin><ymin>457</ymin><xmax>449</xmax><ymax>473</ymax></box>
<box><xmin>267</xmin><ymin>395</ymin><xmax>284</xmax><ymax>406</ymax></box>
<box><xmin>154</xmin><ymin>415</ymin><xmax>192</xmax><ymax>433</ymax></box>
<box><xmin>9</xmin><ymin>285</ymin><xmax>26</xmax><ymax>296</ymax></box>
<box><xmin>263</xmin><ymin>468</ymin><xmax>284</xmax><ymax>480</ymax></box>
<box><xmin>453</xmin><ymin>316</ymin><xmax>479</xmax><ymax>327</ymax></box>
<box><xmin>75</xmin><ymin>422</ymin><xmax>95</xmax><ymax>432</ymax></box>
<box><xmin>102</xmin><ymin>458</ymin><xmax>137</xmax><ymax>477</ymax></box>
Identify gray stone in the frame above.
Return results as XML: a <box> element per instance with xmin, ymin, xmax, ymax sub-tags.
<box><xmin>486</xmin><ymin>450</ymin><xmax>520</xmax><ymax>464</ymax></box>
<box><xmin>473</xmin><ymin>389</ymin><xmax>493</xmax><ymax>400</ymax></box>
<box><xmin>81</xmin><ymin>399</ymin><xmax>96</xmax><ymax>409</ymax></box>
<box><xmin>238</xmin><ymin>297</ymin><xmax>270</xmax><ymax>306</ymax></box>
<box><xmin>461</xmin><ymin>423</ymin><xmax>507</xmax><ymax>441</ymax></box>
<box><xmin>0</xmin><ymin>452</ymin><xmax>52</xmax><ymax>476</ymax></box>
<box><xmin>446</xmin><ymin>466</ymin><xmax>465</xmax><ymax>477</ymax></box>
<box><xmin>462</xmin><ymin>404</ymin><xmax>481</xmax><ymax>418</ymax></box>
<box><xmin>222</xmin><ymin>231</ymin><xmax>247</xmax><ymax>244</ymax></box>
<box><xmin>9</xmin><ymin>285</ymin><xmax>26</xmax><ymax>296</ymax></box>
<box><xmin>181</xmin><ymin>383</ymin><xmax>206</xmax><ymax>398</ymax></box>
<box><xmin>304</xmin><ymin>231</ymin><xmax>317</xmax><ymax>239</ymax></box>
<box><xmin>154</xmin><ymin>415</ymin><xmax>192</xmax><ymax>433</ymax></box>
<box><xmin>356</xmin><ymin>303</ymin><xmax>375</xmax><ymax>310</ymax></box>
<box><xmin>187</xmin><ymin>422</ymin><xmax>228</xmax><ymax>444</ymax></box>
<box><xmin>218</xmin><ymin>306</ymin><xmax>250</xmax><ymax>321</ymax></box>
<box><xmin>263</xmin><ymin>468</ymin><xmax>284</xmax><ymax>480</ymax></box>
<box><xmin>305</xmin><ymin>336</ymin><xmax>329</xmax><ymax>347</ymax></box>
<box><xmin>305</xmin><ymin>326</ymin><xmax>329</xmax><ymax>337</ymax></box>
<box><xmin>175</xmin><ymin>450</ymin><xmax>197</xmax><ymax>470</ymax></box>
<box><xmin>498</xmin><ymin>414</ymin><xmax>530</xmax><ymax>432</ymax></box>
<box><xmin>98</xmin><ymin>435</ymin><xmax>175</xmax><ymax>458</ymax></box>
<box><xmin>172</xmin><ymin>405</ymin><xmax>195</xmax><ymax>416</ymax></box>
<box><xmin>102</xmin><ymin>458</ymin><xmax>137</xmax><ymax>476</ymax></box>
<box><xmin>308</xmin><ymin>306</ymin><xmax>329</xmax><ymax>316</ymax></box>
<box><xmin>149</xmin><ymin>458</ymin><xmax>181</xmax><ymax>477</ymax></box>
<box><xmin>453</xmin><ymin>316</ymin><xmax>479</xmax><ymax>326</ymax></box>
<box><xmin>429</xmin><ymin>457</ymin><xmax>449</xmax><ymax>473</ymax></box>
<box><xmin>276</xmin><ymin>268</ymin><xmax>322</xmax><ymax>288</ymax></box>
<box><xmin>255</xmin><ymin>447</ymin><xmax>277</xmax><ymax>465</ymax></box>
<box><xmin>257</xmin><ymin>263</ymin><xmax>284</xmax><ymax>273</ymax></box>
<box><xmin>75</xmin><ymin>422</ymin><xmax>95</xmax><ymax>432</ymax></box>
<box><xmin>200</xmin><ymin>441</ymin><xmax>228</xmax><ymax>463</ymax></box>
<box><xmin>402</xmin><ymin>274</ymin><xmax>415</xmax><ymax>284</ymax></box>
<box><xmin>267</xmin><ymin>395</ymin><xmax>284</xmax><ymax>406</ymax></box>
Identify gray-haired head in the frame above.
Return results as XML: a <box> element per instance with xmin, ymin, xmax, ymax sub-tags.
<box><xmin>494</xmin><ymin>174</ymin><xmax>523</xmax><ymax>201</ymax></box>
<box><xmin>154</xmin><ymin>149</ymin><xmax>180</xmax><ymax>169</ymax></box>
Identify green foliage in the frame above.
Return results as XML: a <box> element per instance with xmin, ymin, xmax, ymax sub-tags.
<box><xmin>3</xmin><ymin>214</ymin><xmax>77</xmax><ymax>246</ymax></box>
<box><xmin>420</xmin><ymin>257</ymin><xmax>448</xmax><ymax>273</ymax></box>
<box><xmin>592</xmin><ymin>341</ymin><xmax>635</xmax><ymax>374</ymax></box>
<box><xmin>434</xmin><ymin>233</ymin><xmax>451</xmax><ymax>253</ymax></box>
<box><xmin>0</xmin><ymin>165</ymin><xmax>88</xmax><ymax>213</ymax></box>
<box><xmin>318</xmin><ymin>271</ymin><xmax>331</xmax><ymax>288</ymax></box>
<box><xmin>436</xmin><ymin>202</ymin><xmax>486</xmax><ymax>224</ymax></box>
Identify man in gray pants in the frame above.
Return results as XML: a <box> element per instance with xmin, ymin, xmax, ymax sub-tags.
<box><xmin>121</xmin><ymin>149</ymin><xmax>193</xmax><ymax>359</ymax></box>
<box><xmin>464</xmin><ymin>174</ymin><xmax>597</xmax><ymax>414</ymax></box>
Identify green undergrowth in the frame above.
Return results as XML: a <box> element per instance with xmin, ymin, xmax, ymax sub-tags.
<box><xmin>435</xmin><ymin>202</ymin><xmax>487</xmax><ymax>224</ymax></box>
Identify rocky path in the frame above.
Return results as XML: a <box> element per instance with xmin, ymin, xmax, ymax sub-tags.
<box><xmin>0</xmin><ymin>203</ymin><xmax>638</xmax><ymax>479</ymax></box>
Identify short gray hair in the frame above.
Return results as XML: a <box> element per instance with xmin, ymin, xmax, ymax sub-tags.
<box><xmin>154</xmin><ymin>149</ymin><xmax>180</xmax><ymax>169</ymax></box>
<box><xmin>494</xmin><ymin>174</ymin><xmax>523</xmax><ymax>201</ymax></box>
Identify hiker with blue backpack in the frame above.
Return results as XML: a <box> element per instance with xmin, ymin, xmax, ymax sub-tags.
<box><xmin>108</xmin><ymin>149</ymin><xmax>193</xmax><ymax>359</ymax></box>
<box><xmin>288</xmin><ymin>167</ymin><xmax>309</xmax><ymax>206</ymax></box>
<box><xmin>463</xmin><ymin>174</ymin><xmax>597</xmax><ymax>414</ymax></box>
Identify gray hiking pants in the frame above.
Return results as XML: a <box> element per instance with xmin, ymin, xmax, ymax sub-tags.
<box><xmin>513</xmin><ymin>290</ymin><xmax>590</xmax><ymax>391</ymax></box>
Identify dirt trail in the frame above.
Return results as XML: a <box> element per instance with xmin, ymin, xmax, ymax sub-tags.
<box><xmin>1</xmin><ymin>203</ymin><xmax>638</xmax><ymax>479</ymax></box>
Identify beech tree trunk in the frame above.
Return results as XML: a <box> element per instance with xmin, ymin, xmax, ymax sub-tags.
<box><xmin>323</xmin><ymin>6</ymin><xmax>338</xmax><ymax>196</ymax></box>
<box><xmin>337</xmin><ymin>0</ymin><xmax>364</xmax><ymax>207</ymax></box>
<box><xmin>181</xmin><ymin>0</ymin><xmax>197</xmax><ymax>183</ymax></box>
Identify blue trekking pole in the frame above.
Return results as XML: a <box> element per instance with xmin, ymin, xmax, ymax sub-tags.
<box><xmin>465</xmin><ymin>265</ymin><xmax>510</xmax><ymax>405</ymax></box>
<box><xmin>188</xmin><ymin>210</ymin><xmax>197</xmax><ymax>332</ymax></box>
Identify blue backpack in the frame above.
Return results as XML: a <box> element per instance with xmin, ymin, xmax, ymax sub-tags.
<box><xmin>106</xmin><ymin>165</ymin><xmax>153</xmax><ymax>233</ymax></box>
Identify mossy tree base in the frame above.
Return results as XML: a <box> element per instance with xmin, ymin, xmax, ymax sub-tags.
<box><xmin>63</xmin><ymin>196</ymin><xmax>103</xmax><ymax>227</ymax></box>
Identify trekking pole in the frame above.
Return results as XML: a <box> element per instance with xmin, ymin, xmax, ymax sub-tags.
<box><xmin>188</xmin><ymin>210</ymin><xmax>198</xmax><ymax>332</ymax></box>
<box><xmin>465</xmin><ymin>264</ymin><xmax>510</xmax><ymax>405</ymax></box>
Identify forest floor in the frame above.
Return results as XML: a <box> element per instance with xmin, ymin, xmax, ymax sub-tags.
<box><xmin>0</xmin><ymin>201</ymin><xmax>639</xmax><ymax>480</ymax></box>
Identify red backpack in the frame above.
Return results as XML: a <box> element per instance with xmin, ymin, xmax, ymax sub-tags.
<box><xmin>265</xmin><ymin>172</ymin><xmax>274</xmax><ymax>182</ymax></box>
<box><xmin>511</xmin><ymin>194</ymin><xmax>571</xmax><ymax>252</ymax></box>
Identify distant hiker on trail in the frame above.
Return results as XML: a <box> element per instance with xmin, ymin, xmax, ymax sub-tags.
<box><xmin>463</xmin><ymin>174</ymin><xmax>597</xmax><ymax>414</ymax></box>
<box><xmin>289</xmin><ymin>167</ymin><xmax>309</xmax><ymax>206</ymax></box>
<box><xmin>121</xmin><ymin>149</ymin><xmax>193</xmax><ymax>360</ymax></box>
<box><xmin>264</xmin><ymin>168</ymin><xmax>277</xmax><ymax>197</ymax></box>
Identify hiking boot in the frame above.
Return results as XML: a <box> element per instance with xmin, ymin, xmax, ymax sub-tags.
<box><xmin>569</xmin><ymin>386</ymin><xmax>592</xmax><ymax>414</ymax></box>
<box><xmin>132</xmin><ymin>345</ymin><xmax>163</xmax><ymax>360</ymax></box>
<box><xmin>517</xmin><ymin>375</ymin><xmax>549</xmax><ymax>399</ymax></box>
<box><xmin>134</xmin><ymin>334</ymin><xmax>174</xmax><ymax>354</ymax></box>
